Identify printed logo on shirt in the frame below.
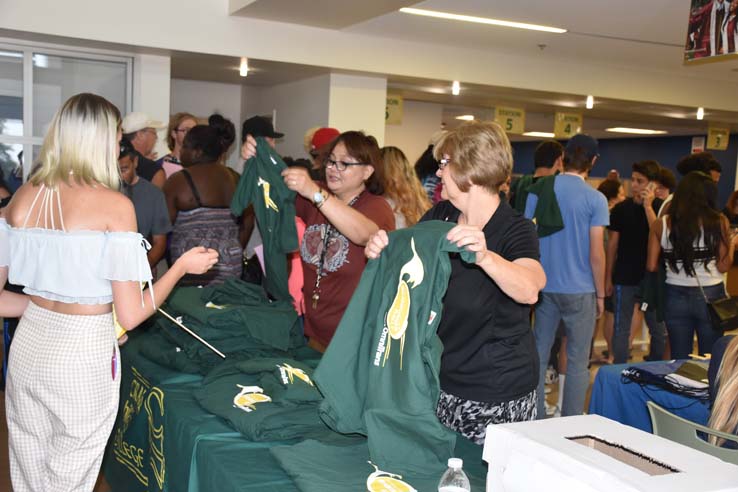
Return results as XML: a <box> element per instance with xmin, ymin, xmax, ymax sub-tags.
<box><xmin>257</xmin><ymin>176</ymin><xmax>279</xmax><ymax>212</ymax></box>
<box><xmin>233</xmin><ymin>385</ymin><xmax>272</xmax><ymax>413</ymax></box>
<box><xmin>276</xmin><ymin>363</ymin><xmax>314</xmax><ymax>386</ymax></box>
<box><xmin>374</xmin><ymin>237</ymin><xmax>424</xmax><ymax>370</ymax></box>
<box><xmin>301</xmin><ymin>223</ymin><xmax>350</xmax><ymax>272</ymax></box>
<box><xmin>366</xmin><ymin>462</ymin><xmax>417</xmax><ymax>492</ymax></box>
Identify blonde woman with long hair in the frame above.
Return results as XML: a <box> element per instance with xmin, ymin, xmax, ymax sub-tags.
<box><xmin>0</xmin><ymin>93</ymin><xmax>218</xmax><ymax>491</ymax></box>
<box><xmin>708</xmin><ymin>335</ymin><xmax>738</xmax><ymax>447</ymax></box>
<box><xmin>380</xmin><ymin>146</ymin><xmax>431</xmax><ymax>228</ymax></box>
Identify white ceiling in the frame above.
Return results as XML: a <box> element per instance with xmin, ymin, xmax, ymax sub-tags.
<box><xmin>169</xmin><ymin>0</ymin><xmax>738</xmax><ymax>137</ymax></box>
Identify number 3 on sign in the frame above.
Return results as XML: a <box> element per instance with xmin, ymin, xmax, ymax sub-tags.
<box><xmin>707</xmin><ymin>127</ymin><xmax>729</xmax><ymax>151</ymax></box>
<box><xmin>495</xmin><ymin>106</ymin><xmax>525</xmax><ymax>135</ymax></box>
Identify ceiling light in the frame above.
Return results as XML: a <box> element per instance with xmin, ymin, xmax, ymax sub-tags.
<box><xmin>399</xmin><ymin>7</ymin><xmax>567</xmax><ymax>33</ymax></box>
<box><xmin>523</xmin><ymin>131</ymin><xmax>555</xmax><ymax>138</ymax></box>
<box><xmin>451</xmin><ymin>81</ymin><xmax>460</xmax><ymax>96</ymax></box>
<box><xmin>586</xmin><ymin>95</ymin><xmax>594</xmax><ymax>110</ymax></box>
<box><xmin>697</xmin><ymin>107</ymin><xmax>704</xmax><ymax>120</ymax></box>
<box><xmin>239</xmin><ymin>57</ymin><xmax>249</xmax><ymax>77</ymax></box>
<box><xmin>606</xmin><ymin>127</ymin><xmax>667</xmax><ymax>135</ymax></box>
<box><xmin>455</xmin><ymin>115</ymin><xmax>475</xmax><ymax>121</ymax></box>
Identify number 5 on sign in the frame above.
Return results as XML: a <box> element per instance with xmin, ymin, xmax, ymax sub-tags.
<box><xmin>707</xmin><ymin>127</ymin><xmax>729</xmax><ymax>151</ymax></box>
<box><xmin>495</xmin><ymin>106</ymin><xmax>525</xmax><ymax>134</ymax></box>
<box><xmin>554</xmin><ymin>112</ymin><xmax>583</xmax><ymax>139</ymax></box>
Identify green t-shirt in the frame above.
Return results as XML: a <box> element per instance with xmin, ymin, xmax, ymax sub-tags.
<box><xmin>314</xmin><ymin>221</ymin><xmax>475</xmax><ymax>473</ymax></box>
<box><xmin>231</xmin><ymin>137</ymin><xmax>298</xmax><ymax>301</ymax></box>
<box><xmin>194</xmin><ymin>357</ymin><xmax>327</xmax><ymax>441</ymax></box>
<box><xmin>270</xmin><ymin>437</ymin><xmax>486</xmax><ymax>492</ymax></box>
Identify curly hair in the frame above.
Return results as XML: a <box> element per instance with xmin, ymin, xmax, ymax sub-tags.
<box><xmin>380</xmin><ymin>146</ymin><xmax>431</xmax><ymax>226</ymax></box>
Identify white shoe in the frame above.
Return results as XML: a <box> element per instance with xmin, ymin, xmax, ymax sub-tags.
<box><xmin>545</xmin><ymin>366</ymin><xmax>558</xmax><ymax>385</ymax></box>
<box><xmin>545</xmin><ymin>402</ymin><xmax>559</xmax><ymax>417</ymax></box>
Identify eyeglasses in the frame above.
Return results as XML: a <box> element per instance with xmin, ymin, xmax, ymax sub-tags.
<box><xmin>174</xmin><ymin>127</ymin><xmax>194</xmax><ymax>134</ymax></box>
<box><xmin>438</xmin><ymin>156</ymin><xmax>451</xmax><ymax>169</ymax></box>
<box><xmin>324</xmin><ymin>158</ymin><xmax>367</xmax><ymax>172</ymax></box>
<box><xmin>142</xmin><ymin>128</ymin><xmax>158</xmax><ymax>138</ymax></box>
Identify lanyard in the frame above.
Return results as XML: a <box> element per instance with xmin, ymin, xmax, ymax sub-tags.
<box><xmin>311</xmin><ymin>193</ymin><xmax>360</xmax><ymax>308</ymax></box>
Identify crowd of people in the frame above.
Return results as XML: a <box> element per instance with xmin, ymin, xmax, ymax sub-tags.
<box><xmin>0</xmin><ymin>92</ymin><xmax>736</xmax><ymax>489</ymax></box>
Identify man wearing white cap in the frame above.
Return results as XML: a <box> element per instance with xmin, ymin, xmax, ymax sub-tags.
<box><xmin>122</xmin><ymin>112</ymin><xmax>166</xmax><ymax>188</ymax></box>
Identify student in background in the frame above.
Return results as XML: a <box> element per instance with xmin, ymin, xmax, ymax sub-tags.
<box><xmin>647</xmin><ymin>171</ymin><xmax>736</xmax><ymax>358</ymax></box>
<box><xmin>158</xmin><ymin>112</ymin><xmax>197</xmax><ymax>178</ymax></box>
<box><xmin>118</xmin><ymin>138</ymin><xmax>172</xmax><ymax>270</ymax></box>
<box><xmin>606</xmin><ymin>160</ymin><xmax>667</xmax><ymax>363</ymax></box>
<box><xmin>380</xmin><ymin>146</ymin><xmax>431</xmax><ymax>228</ymax></box>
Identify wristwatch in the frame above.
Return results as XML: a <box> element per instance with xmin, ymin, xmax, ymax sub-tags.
<box><xmin>312</xmin><ymin>189</ymin><xmax>329</xmax><ymax>208</ymax></box>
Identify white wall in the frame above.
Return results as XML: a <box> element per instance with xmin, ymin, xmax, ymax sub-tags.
<box><xmin>170</xmin><ymin>78</ymin><xmax>242</xmax><ymax>169</ymax></box>
<box><xmin>134</xmin><ymin>54</ymin><xmax>171</xmax><ymax>160</ymax></box>
<box><xmin>384</xmin><ymin>99</ymin><xmax>443</xmax><ymax>165</ymax></box>
<box><xmin>241</xmin><ymin>74</ymin><xmax>331</xmax><ymax>160</ymax></box>
<box><xmin>328</xmin><ymin>73</ymin><xmax>387</xmax><ymax>146</ymax></box>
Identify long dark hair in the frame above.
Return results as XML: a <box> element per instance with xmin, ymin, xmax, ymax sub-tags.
<box><xmin>667</xmin><ymin>171</ymin><xmax>724</xmax><ymax>276</ymax></box>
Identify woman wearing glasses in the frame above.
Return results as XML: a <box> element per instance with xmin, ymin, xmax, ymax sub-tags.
<box><xmin>246</xmin><ymin>130</ymin><xmax>395</xmax><ymax>351</ymax></box>
<box><xmin>158</xmin><ymin>112</ymin><xmax>198</xmax><ymax>178</ymax></box>
<box><xmin>365</xmin><ymin>121</ymin><xmax>545</xmax><ymax>444</ymax></box>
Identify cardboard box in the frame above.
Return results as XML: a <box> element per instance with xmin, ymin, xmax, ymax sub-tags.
<box><xmin>483</xmin><ymin>415</ymin><xmax>738</xmax><ymax>492</ymax></box>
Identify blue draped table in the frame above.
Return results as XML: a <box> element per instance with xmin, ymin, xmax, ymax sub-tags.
<box><xmin>588</xmin><ymin>361</ymin><xmax>710</xmax><ymax>433</ymax></box>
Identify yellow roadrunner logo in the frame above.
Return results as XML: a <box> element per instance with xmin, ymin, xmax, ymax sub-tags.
<box><xmin>257</xmin><ymin>176</ymin><xmax>279</xmax><ymax>212</ymax></box>
<box><xmin>366</xmin><ymin>462</ymin><xmax>417</xmax><ymax>492</ymax></box>
<box><xmin>233</xmin><ymin>385</ymin><xmax>271</xmax><ymax>413</ymax></box>
<box><xmin>277</xmin><ymin>363</ymin><xmax>314</xmax><ymax>386</ymax></box>
<box><xmin>374</xmin><ymin>237</ymin><xmax>424</xmax><ymax>370</ymax></box>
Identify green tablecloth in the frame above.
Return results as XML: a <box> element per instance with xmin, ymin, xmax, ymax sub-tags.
<box><xmin>102</xmin><ymin>328</ymin><xmax>488</xmax><ymax>492</ymax></box>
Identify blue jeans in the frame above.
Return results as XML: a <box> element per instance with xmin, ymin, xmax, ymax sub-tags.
<box><xmin>664</xmin><ymin>283</ymin><xmax>725</xmax><ymax>359</ymax></box>
<box><xmin>533</xmin><ymin>292</ymin><xmax>596</xmax><ymax>417</ymax></box>
<box><xmin>612</xmin><ymin>285</ymin><xmax>667</xmax><ymax>364</ymax></box>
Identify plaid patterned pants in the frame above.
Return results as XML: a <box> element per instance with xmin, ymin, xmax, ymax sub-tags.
<box><xmin>5</xmin><ymin>302</ymin><xmax>120</xmax><ymax>492</ymax></box>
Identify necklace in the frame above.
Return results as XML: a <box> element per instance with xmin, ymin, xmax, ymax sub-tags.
<box><xmin>311</xmin><ymin>193</ymin><xmax>361</xmax><ymax>308</ymax></box>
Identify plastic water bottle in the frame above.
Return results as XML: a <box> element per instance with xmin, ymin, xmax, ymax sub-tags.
<box><xmin>438</xmin><ymin>457</ymin><xmax>471</xmax><ymax>492</ymax></box>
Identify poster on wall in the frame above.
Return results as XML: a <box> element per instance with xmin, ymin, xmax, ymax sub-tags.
<box><xmin>685</xmin><ymin>0</ymin><xmax>738</xmax><ymax>62</ymax></box>
<box><xmin>707</xmin><ymin>126</ymin><xmax>730</xmax><ymax>150</ymax></box>
<box><xmin>692</xmin><ymin>136</ymin><xmax>706</xmax><ymax>152</ymax></box>
<box><xmin>495</xmin><ymin>106</ymin><xmax>525</xmax><ymax>134</ymax></box>
<box><xmin>553</xmin><ymin>112</ymin><xmax>583</xmax><ymax>139</ymax></box>
<box><xmin>386</xmin><ymin>95</ymin><xmax>403</xmax><ymax>125</ymax></box>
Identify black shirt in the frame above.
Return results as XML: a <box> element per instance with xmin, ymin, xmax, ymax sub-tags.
<box><xmin>609</xmin><ymin>198</ymin><xmax>651</xmax><ymax>286</ymax></box>
<box><xmin>137</xmin><ymin>154</ymin><xmax>163</xmax><ymax>183</ymax></box>
<box><xmin>422</xmin><ymin>200</ymin><xmax>540</xmax><ymax>403</ymax></box>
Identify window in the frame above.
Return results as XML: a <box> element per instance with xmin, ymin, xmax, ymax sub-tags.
<box><xmin>0</xmin><ymin>41</ymin><xmax>132</xmax><ymax>185</ymax></box>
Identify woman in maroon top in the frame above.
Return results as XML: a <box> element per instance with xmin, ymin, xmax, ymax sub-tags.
<box><xmin>243</xmin><ymin>131</ymin><xmax>394</xmax><ymax>351</ymax></box>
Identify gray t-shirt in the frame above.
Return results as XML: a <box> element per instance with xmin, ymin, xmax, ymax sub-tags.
<box><xmin>123</xmin><ymin>178</ymin><xmax>172</xmax><ymax>239</ymax></box>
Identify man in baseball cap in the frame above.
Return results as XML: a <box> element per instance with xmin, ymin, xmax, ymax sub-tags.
<box><xmin>241</xmin><ymin>116</ymin><xmax>284</xmax><ymax>150</ymax></box>
<box><xmin>122</xmin><ymin>112</ymin><xmax>166</xmax><ymax>187</ymax></box>
<box><xmin>309</xmin><ymin>127</ymin><xmax>339</xmax><ymax>158</ymax></box>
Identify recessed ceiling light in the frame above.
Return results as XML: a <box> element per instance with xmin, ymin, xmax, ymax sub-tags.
<box><xmin>239</xmin><ymin>57</ymin><xmax>249</xmax><ymax>77</ymax></box>
<box><xmin>606</xmin><ymin>127</ymin><xmax>667</xmax><ymax>135</ymax></box>
<box><xmin>456</xmin><ymin>114</ymin><xmax>475</xmax><ymax>121</ymax></box>
<box><xmin>586</xmin><ymin>95</ymin><xmax>594</xmax><ymax>110</ymax></box>
<box><xmin>451</xmin><ymin>80</ymin><xmax>460</xmax><ymax>96</ymax></box>
<box><xmin>399</xmin><ymin>7</ymin><xmax>567</xmax><ymax>33</ymax></box>
<box><xmin>523</xmin><ymin>131</ymin><xmax>555</xmax><ymax>138</ymax></box>
<box><xmin>697</xmin><ymin>107</ymin><xmax>704</xmax><ymax>120</ymax></box>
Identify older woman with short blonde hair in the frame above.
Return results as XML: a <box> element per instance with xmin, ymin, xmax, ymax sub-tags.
<box><xmin>366</xmin><ymin>120</ymin><xmax>546</xmax><ymax>444</ymax></box>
